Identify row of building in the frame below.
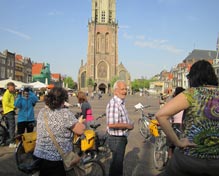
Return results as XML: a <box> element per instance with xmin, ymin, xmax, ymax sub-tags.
<box><xmin>150</xmin><ymin>46</ymin><xmax>219</xmax><ymax>94</ymax></box>
<box><xmin>0</xmin><ymin>49</ymin><xmax>63</xmax><ymax>87</ymax></box>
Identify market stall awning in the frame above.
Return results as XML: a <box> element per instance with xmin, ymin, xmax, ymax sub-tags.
<box><xmin>0</xmin><ymin>78</ymin><xmax>27</xmax><ymax>89</ymax></box>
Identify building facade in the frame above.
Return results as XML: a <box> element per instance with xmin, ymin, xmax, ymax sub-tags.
<box><xmin>0</xmin><ymin>50</ymin><xmax>15</xmax><ymax>80</ymax></box>
<box><xmin>15</xmin><ymin>54</ymin><xmax>32</xmax><ymax>83</ymax></box>
<box><xmin>78</xmin><ymin>0</ymin><xmax>130</xmax><ymax>93</ymax></box>
<box><xmin>32</xmin><ymin>62</ymin><xmax>51</xmax><ymax>84</ymax></box>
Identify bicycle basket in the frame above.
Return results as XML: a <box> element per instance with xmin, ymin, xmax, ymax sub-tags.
<box><xmin>22</xmin><ymin>131</ymin><xmax>37</xmax><ymax>153</ymax></box>
<box><xmin>149</xmin><ymin>119</ymin><xmax>159</xmax><ymax>137</ymax></box>
<box><xmin>81</xmin><ymin>130</ymin><xmax>95</xmax><ymax>151</ymax></box>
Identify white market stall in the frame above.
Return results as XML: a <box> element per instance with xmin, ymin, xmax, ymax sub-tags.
<box><xmin>28</xmin><ymin>81</ymin><xmax>47</xmax><ymax>89</ymax></box>
<box><xmin>0</xmin><ymin>78</ymin><xmax>27</xmax><ymax>89</ymax></box>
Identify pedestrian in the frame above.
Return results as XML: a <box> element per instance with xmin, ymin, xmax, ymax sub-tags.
<box><xmin>159</xmin><ymin>93</ymin><xmax>165</xmax><ymax>107</ymax></box>
<box><xmin>14</xmin><ymin>87</ymin><xmax>38</xmax><ymax>135</ymax></box>
<box><xmin>33</xmin><ymin>87</ymin><xmax>85</xmax><ymax>176</ymax></box>
<box><xmin>106</xmin><ymin>80</ymin><xmax>134</xmax><ymax>176</ymax></box>
<box><xmin>77</xmin><ymin>91</ymin><xmax>94</xmax><ymax>128</ymax></box>
<box><xmin>90</xmin><ymin>91</ymin><xmax>94</xmax><ymax>100</ymax></box>
<box><xmin>2</xmin><ymin>82</ymin><xmax>17</xmax><ymax>148</ymax></box>
<box><xmin>156</xmin><ymin>60</ymin><xmax>219</xmax><ymax>176</ymax></box>
<box><xmin>167</xmin><ymin>86</ymin><xmax>185</xmax><ymax>159</ymax></box>
<box><xmin>98</xmin><ymin>90</ymin><xmax>102</xmax><ymax>100</ymax></box>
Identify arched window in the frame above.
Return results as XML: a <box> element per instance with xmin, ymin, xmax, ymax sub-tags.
<box><xmin>105</xmin><ymin>33</ymin><xmax>109</xmax><ymax>53</ymax></box>
<box><xmin>96</xmin><ymin>33</ymin><xmax>101</xmax><ymax>53</ymax></box>
<box><xmin>97</xmin><ymin>61</ymin><xmax>107</xmax><ymax>78</ymax></box>
<box><xmin>81</xmin><ymin>71</ymin><xmax>86</xmax><ymax>88</ymax></box>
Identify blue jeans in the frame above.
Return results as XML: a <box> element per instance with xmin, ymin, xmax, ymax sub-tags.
<box><xmin>108</xmin><ymin>135</ymin><xmax>127</xmax><ymax>176</ymax></box>
<box><xmin>5</xmin><ymin>111</ymin><xmax>15</xmax><ymax>144</ymax></box>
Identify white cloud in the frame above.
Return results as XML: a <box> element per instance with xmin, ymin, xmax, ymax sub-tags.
<box><xmin>125</xmin><ymin>60</ymin><xmax>160</xmax><ymax>79</ymax></box>
<box><xmin>48</xmin><ymin>10</ymin><xmax>63</xmax><ymax>16</ymax></box>
<box><xmin>123</xmin><ymin>32</ymin><xmax>133</xmax><ymax>40</ymax></box>
<box><xmin>119</xmin><ymin>25</ymin><xmax>130</xmax><ymax>29</ymax></box>
<box><xmin>134</xmin><ymin>39</ymin><xmax>183</xmax><ymax>54</ymax></box>
<box><xmin>136</xmin><ymin>35</ymin><xmax>145</xmax><ymax>40</ymax></box>
<box><xmin>0</xmin><ymin>27</ymin><xmax>31</xmax><ymax>40</ymax></box>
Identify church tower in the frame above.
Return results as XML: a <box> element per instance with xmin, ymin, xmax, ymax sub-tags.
<box><xmin>216</xmin><ymin>33</ymin><xmax>219</xmax><ymax>60</ymax></box>
<box><xmin>78</xmin><ymin>0</ymin><xmax>130</xmax><ymax>93</ymax></box>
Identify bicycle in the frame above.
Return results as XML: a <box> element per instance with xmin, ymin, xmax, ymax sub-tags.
<box><xmin>15</xmin><ymin>137</ymin><xmax>106</xmax><ymax>176</ymax></box>
<box><xmin>15</xmin><ymin>114</ymin><xmax>108</xmax><ymax>176</ymax></box>
<box><xmin>73</xmin><ymin>113</ymin><xmax>110</xmax><ymax>175</ymax></box>
<box><xmin>134</xmin><ymin>103</ymin><xmax>168</xmax><ymax>171</ymax></box>
<box><xmin>134</xmin><ymin>103</ymin><xmax>156</xmax><ymax>140</ymax></box>
<box><xmin>0</xmin><ymin>110</ymin><xmax>9</xmax><ymax>146</ymax></box>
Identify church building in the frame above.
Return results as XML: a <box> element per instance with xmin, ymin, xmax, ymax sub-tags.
<box><xmin>78</xmin><ymin>0</ymin><xmax>131</xmax><ymax>94</ymax></box>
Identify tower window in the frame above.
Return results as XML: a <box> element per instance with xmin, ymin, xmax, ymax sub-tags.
<box><xmin>101</xmin><ymin>11</ymin><xmax>105</xmax><ymax>23</ymax></box>
<box><xmin>81</xmin><ymin>71</ymin><xmax>86</xmax><ymax>88</ymax></box>
<box><xmin>109</xmin><ymin>10</ymin><xmax>112</xmax><ymax>23</ymax></box>
<box><xmin>105</xmin><ymin>33</ymin><xmax>109</xmax><ymax>53</ymax></box>
<box><xmin>95</xmin><ymin>10</ymin><xmax>98</xmax><ymax>22</ymax></box>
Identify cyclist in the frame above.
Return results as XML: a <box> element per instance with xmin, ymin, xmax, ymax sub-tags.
<box><xmin>34</xmin><ymin>87</ymin><xmax>85</xmax><ymax>176</ymax></box>
<box><xmin>166</xmin><ymin>87</ymin><xmax>185</xmax><ymax>159</ymax></box>
<box><xmin>76</xmin><ymin>91</ymin><xmax>94</xmax><ymax>129</ymax></box>
<box><xmin>156</xmin><ymin>60</ymin><xmax>219</xmax><ymax>176</ymax></box>
<box><xmin>14</xmin><ymin>87</ymin><xmax>38</xmax><ymax>135</ymax></box>
<box><xmin>2</xmin><ymin>82</ymin><xmax>16</xmax><ymax>148</ymax></box>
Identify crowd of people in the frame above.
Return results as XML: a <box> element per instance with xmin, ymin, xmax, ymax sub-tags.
<box><xmin>1</xmin><ymin>83</ymin><xmax>38</xmax><ymax>148</ymax></box>
<box><xmin>1</xmin><ymin>59</ymin><xmax>219</xmax><ymax>176</ymax></box>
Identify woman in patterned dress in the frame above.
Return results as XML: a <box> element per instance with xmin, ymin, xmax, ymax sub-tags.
<box><xmin>156</xmin><ymin>60</ymin><xmax>219</xmax><ymax>176</ymax></box>
<box><xmin>34</xmin><ymin>87</ymin><xmax>85</xmax><ymax>176</ymax></box>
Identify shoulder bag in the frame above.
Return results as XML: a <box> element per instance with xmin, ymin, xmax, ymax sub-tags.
<box><xmin>43</xmin><ymin>113</ymin><xmax>81</xmax><ymax>171</ymax></box>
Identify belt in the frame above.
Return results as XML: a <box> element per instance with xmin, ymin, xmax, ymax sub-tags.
<box><xmin>109</xmin><ymin>135</ymin><xmax>127</xmax><ymax>138</ymax></box>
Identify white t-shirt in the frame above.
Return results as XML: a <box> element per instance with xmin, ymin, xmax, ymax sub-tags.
<box><xmin>173</xmin><ymin>110</ymin><xmax>183</xmax><ymax>124</ymax></box>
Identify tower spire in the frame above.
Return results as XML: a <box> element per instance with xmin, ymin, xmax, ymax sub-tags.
<box><xmin>216</xmin><ymin>33</ymin><xmax>219</xmax><ymax>60</ymax></box>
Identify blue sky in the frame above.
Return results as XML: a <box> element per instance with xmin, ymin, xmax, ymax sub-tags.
<box><xmin>0</xmin><ymin>0</ymin><xmax>219</xmax><ymax>81</ymax></box>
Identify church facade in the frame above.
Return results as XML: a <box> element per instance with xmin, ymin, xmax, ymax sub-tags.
<box><xmin>78</xmin><ymin>0</ymin><xmax>131</xmax><ymax>94</ymax></box>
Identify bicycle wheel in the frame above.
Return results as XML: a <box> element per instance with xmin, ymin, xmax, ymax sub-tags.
<box><xmin>96</xmin><ymin>135</ymin><xmax>111</xmax><ymax>159</ymax></box>
<box><xmin>153</xmin><ymin>136</ymin><xmax>168</xmax><ymax>171</ymax></box>
<box><xmin>98</xmin><ymin>143</ymin><xmax>111</xmax><ymax>159</ymax></box>
<box><xmin>0</xmin><ymin>125</ymin><xmax>7</xmax><ymax>145</ymax></box>
<box><xmin>15</xmin><ymin>141</ymin><xmax>40</xmax><ymax>174</ymax></box>
<box><xmin>84</xmin><ymin>160</ymin><xmax>106</xmax><ymax>176</ymax></box>
<box><xmin>138</xmin><ymin>118</ymin><xmax>150</xmax><ymax>139</ymax></box>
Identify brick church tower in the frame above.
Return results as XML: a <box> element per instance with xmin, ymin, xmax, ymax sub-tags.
<box><xmin>78</xmin><ymin>0</ymin><xmax>130</xmax><ymax>93</ymax></box>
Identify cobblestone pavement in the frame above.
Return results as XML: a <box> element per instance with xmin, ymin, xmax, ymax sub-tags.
<box><xmin>0</xmin><ymin>94</ymin><xmax>161</xmax><ymax>176</ymax></box>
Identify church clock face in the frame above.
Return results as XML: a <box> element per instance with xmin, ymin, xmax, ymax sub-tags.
<box><xmin>98</xmin><ymin>61</ymin><xmax>107</xmax><ymax>78</ymax></box>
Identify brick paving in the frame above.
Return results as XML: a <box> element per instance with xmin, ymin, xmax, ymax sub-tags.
<box><xmin>0</xmin><ymin>94</ymin><xmax>161</xmax><ymax>176</ymax></box>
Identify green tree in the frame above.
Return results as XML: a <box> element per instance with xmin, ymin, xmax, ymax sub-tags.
<box><xmin>131</xmin><ymin>78</ymin><xmax>154</xmax><ymax>92</ymax></box>
<box><xmin>87</xmin><ymin>77</ymin><xmax>95</xmax><ymax>86</ymax></box>
<box><xmin>64</xmin><ymin>77</ymin><xmax>74</xmax><ymax>89</ymax></box>
<box><xmin>110</xmin><ymin>76</ymin><xmax>119</xmax><ymax>88</ymax></box>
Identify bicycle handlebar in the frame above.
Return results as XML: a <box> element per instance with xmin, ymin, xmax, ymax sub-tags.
<box><xmin>134</xmin><ymin>103</ymin><xmax>151</xmax><ymax>111</ymax></box>
<box><xmin>96</xmin><ymin>113</ymin><xmax>106</xmax><ymax>120</ymax></box>
<box><xmin>90</xmin><ymin>123</ymin><xmax>101</xmax><ymax>130</ymax></box>
<box><xmin>88</xmin><ymin>113</ymin><xmax>106</xmax><ymax>130</ymax></box>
